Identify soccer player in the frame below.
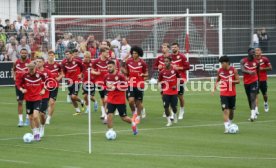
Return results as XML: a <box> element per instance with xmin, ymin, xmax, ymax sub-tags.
<box><xmin>240</xmin><ymin>48</ymin><xmax>259</xmax><ymax>121</ymax></box>
<box><xmin>104</xmin><ymin>60</ymin><xmax>137</xmax><ymax>135</ymax></box>
<box><xmin>125</xmin><ymin>46</ymin><xmax>148</xmax><ymax>124</ymax></box>
<box><xmin>158</xmin><ymin>57</ymin><xmax>180</xmax><ymax>126</ymax></box>
<box><xmin>35</xmin><ymin>57</ymin><xmax>53</xmax><ymax>137</ymax></box>
<box><xmin>92</xmin><ymin>46</ymin><xmax>110</xmax><ymax>120</ymax></box>
<box><xmin>61</xmin><ymin>50</ymin><xmax>84</xmax><ymax>115</ymax></box>
<box><xmin>213</xmin><ymin>56</ymin><xmax>240</xmax><ymax>133</ymax></box>
<box><xmin>65</xmin><ymin>49</ymin><xmax>82</xmax><ymax>103</ymax></box>
<box><xmin>82</xmin><ymin>51</ymin><xmax>98</xmax><ymax>113</ymax></box>
<box><xmin>154</xmin><ymin>43</ymin><xmax>174</xmax><ymax>118</ymax></box>
<box><xmin>44</xmin><ymin>50</ymin><xmax>63</xmax><ymax>124</ymax></box>
<box><xmin>170</xmin><ymin>42</ymin><xmax>190</xmax><ymax>120</ymax></box>
<box><xmin>254</xmin><ymin>47</ymin><xmax>272</xmax><ymax>113</ymax></box>
<box><xmin>72</xmin><ymin>48</ymin><xmax>83</xmax><ymax>62</ymax></box>
<box><xmin>12</xmin><ymin>48</ymin><xmax>31</xmax><ymax>127</ymax></box>
<box><xmin>154</xmin><ymin>43</ymin><xmax>171</xmax><ymax>71</ymax></box>
<box><xmin>18</xmin><ymin>62</ymin><xmax>45</xmax><ymax>141</ymax></box>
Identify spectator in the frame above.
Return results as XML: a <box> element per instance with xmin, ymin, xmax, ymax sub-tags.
<box><xmin>23</xmin><ymin>21</ymin><xmax>33</xmax><ymax>35</ymax></box>
<box><xmin>38</xmin><ymin>20</ymin><xmax>48</xmax><ymax>43</ymax></box>
<box><xmin>34</xmin><ymin>44</ymin><xmax>43</xmax><ymax>59</ymax></box>
<box><xmin>120</xmin><ymin>38</ymin><xmax>131</xmax><ymax>61</ymax></box>
<box><xmin>17</xmin><ymin>38</ymin><xmax>31</xmax><ymax>55</ymax></box>
<box><xmin>0</xmin><ymin>26</ymin><xmax>7</xmax><ymax>44</ymax></box>
<box><xmin>111</xmin><ymin>35</ymin><xmax>121</xmax><ymax>58</ymax></box>
<box><xmin>29</xmin><ymin>37</ymin><xmax>38</xmax><ymax>60</ymax></box>
<box><xmin>62</xmin><ymin>33</ymin><xmax>70</xmax><ymax>47</ymax></box>
<box><xmin>259</xmin><ymin>28</ymin><xmax>269</xmax><ymax>53</ymax></box>
<box><xmin>0</xmin><ymin>39</ymin><xmax>6</xmax><ymax>61</ymax></box>
<box><xmin>41</xmin><ymin>44</ymin><xmax>49</xmax><ymax>61</ymax></box>
<box><xmin>66</xmin><ymin>33</ymin><xmax>76</xmax><ymax>50</ymax></box>
<box><xmin>17</xmin><ymin>24</ymin><xmax>28</xmax><ymax>42</ymax></box>
<box><xmin>4</xmin><ymin>19</ymin><xmax>10</xmax><ymax>32</ymax></box>
<box><xmin>6</xmin><ymin>37</ymin><xmax>18</xmax><ymax>61</ymax></box>
<box><xmin>15</xmin><ymin>15</ymin><xmax>23</xmax><ymax>32</ymax></box>
<box><xmin>33</xmin><ymin>20</ymin><xmax>39</xmax><ymax>37</ymax></box>
<box><xmin>252</xmin><ymin>30</ymin><xmax>260</xmax><ymax>48</ymax></box>
<box><xmin>55</xmin><ymin>38</ymin><xmax>65</xmax><ymax>59</ymax></box>
<box><xmin>0</xmin><ymin>19</ymin><xmax>3</xmax><ymax>27</ymax></box>
<box><xmin>5</xmin><ymin>24</ymin><xmax>17</xmax><ymax>39</ymax></box>
<box><xmin>76</xmin><ymin>36</ymin><xmax>86</xmax><ymax>58</ymax></box>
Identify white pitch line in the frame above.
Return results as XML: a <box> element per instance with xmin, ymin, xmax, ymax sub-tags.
<box><xmin>5</xmin><ymin>144</ymin><xmax>276</xmax><ymax>161</ymax></box>
<box><xmin>0</xmin><ymin>158</ymin><xmax>29</xmax><ymax>164</ymax></box>
<box><xmin>104</xmin><ymin>152</ymin><xmax>276</xmax><ymax>160</ymax></box>
<box><xmin>0</xmin><ymin>120</ymin><xmax>275</xmax><ymax>141</ymax></box>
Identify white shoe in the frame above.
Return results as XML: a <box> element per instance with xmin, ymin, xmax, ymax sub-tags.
<box><xmin>166</xmin><ymin>121</ymin><xmax>172</xmax><ymax>127</ymax></box>
<box><xmin>45</xmin><ymin>117</ymin><xmax>51</xmax><ymax>125</ymax></box>
<box><xmin>141</xmin><ymin>108</ymin><xmax>146</xmax><ymax>118</ymax></box>
<box><xmin>173</xmin><ymin>114</ymin><xmax>178</xmax><ymax>123</ymax></box>
<box><xmin>115</xmin><ymin>109</ymin><xmax>119</xmax><ymax>116</ymax></box>
<box><xmin>264</xmin><ymin>103</ymin><xmax>269</xmax><ymax>112</ymax></box>
<box><xmin>224</xmin><ymin>128</ymin><xmax>229</xmax><ymax>134</ymax></box>
<box><xmin>255</xmin><ymin>110</ymin><xmax>260</xmax><ymax>115</ymax></box>
<box><xmin>162</xmin><ymin>112</ymin><xmax>166</xmax><ymax>117</ymax></box>
<box><xmin>178</xmin><ymin>110</ymin><xmax>184</xmax><ymax>120</ymax></box>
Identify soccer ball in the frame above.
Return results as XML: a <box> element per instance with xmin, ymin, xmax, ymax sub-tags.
<box><xmin>23</xmin><ymin>133</ymin><xmax>34</xmax><ymax>143</ymax></box>
<box><xmin>105</xmin><ymin>130</ymin><xmax>117</xmax><ymax>140</ymax></box>
<box><xmin>228</xmin><ymin>124</ymin><xmax>239</xmax><ymax>134</ymax></box>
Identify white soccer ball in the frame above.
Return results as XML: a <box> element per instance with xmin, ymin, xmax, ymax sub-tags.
<box><xmin>228</xmin><ymin>124</ymin><xmax>239</xmax><ymax>134</ymax></box>
<box><xmin>105</xmin><ymin>130</ymin><xmax>117</xmax><ymax>140</ymax></box>
<box><xmin>23</xmin><ymin>133</ymin><xmax>34</xmax><ymax>143</ymax></box>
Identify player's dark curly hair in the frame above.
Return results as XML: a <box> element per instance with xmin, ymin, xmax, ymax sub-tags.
<box><xmin>130</xmin><ymin>46</ymin><xmax>144</xmax><ymax>57</ymax></box>
<box><xmin>219</xmin><ymin>55</ymin><xmax>230</xmax><ymax>63</ymax></box>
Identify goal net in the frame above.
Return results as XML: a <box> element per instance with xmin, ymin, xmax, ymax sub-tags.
<box><xmin>51</xmin><ymin>14</ymin><xmax>223</xmax><ymax>80</ymax></box>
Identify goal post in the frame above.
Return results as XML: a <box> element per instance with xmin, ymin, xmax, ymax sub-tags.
<box><xmin>51</xmin><ymin>13</ymin><xmax>223</xmax><ymax>80</ymax></box>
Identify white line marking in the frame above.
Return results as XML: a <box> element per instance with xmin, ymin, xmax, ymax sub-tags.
<box><xmin>104</xmin><ymin>152</ymin><xmax>276</xmax><ymax>160</ymax></box>
<box><xmin>4</xmin><ymin>145</ymin><xmax>276</xmax><ymax>161</ymax></box>
<box><xmin>63</xmin><ymin>166</ymin><xmax>82</xmax><ymax>168</ymax></box>
<box><xmin>0</xmin><ymin>120</ymin><xmax>275</xmax><ymax>141</ymax></box>
<box><xmin>0</xmin><ymin>158</ymin><xmax>29</xmax><ymax>164</ymax></box>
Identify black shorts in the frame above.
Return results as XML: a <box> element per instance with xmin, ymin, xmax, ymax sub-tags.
<box><xmin>127</xmin><ymin>87</ymin><xmax>144</xmax><ymax>101</ymax></box>
<box><xmin>49</xmin><ymin>88</ymin><xmax>59</xmax><ymax>101</ymax></box>
<box><xmin>107</xmin><ymin>103</ymin><xmax>127</xmax><ymax>117</ymax></box>
<box><xmin>40</xmin><ymin>98</ymin><xmax>49</xmax><ymax>113</ymax></box>
<box><xmin>163</xmin><ymin>94</ymin><xmax>178</xmax><ymax>109</ymax></box>
<box><xmin>15</xmin><ymin>86</ymin><xmax>24</xmax><ymax>101</ymax></box>
<box><xmin>97</xmin><ymin>86</ymin><xmax>107</xmax><ymax>99</ymax></box>
<box><xmin>82</xmin><ymin>83</ymin><xmax>95</xmax><ymax>96</ymax></box>
<box><xmin>26</xmin><ymin>100</ymin><xmax>41</xmax><ymax>115</ymax></box>
<box><xmin>258</xmin><ymin>81</ymin><xmax>267</xmax><ymax>95</ymax></box>
<box><xmin>68</xmin><ymin>83</ymin><xmax>81</xmax><ymax>96</ymax></box>
<box><xmin>220</xmin><ymin>96</ymin><xmax>236</xmax><ymax>110</ymax></box>
<box><xmin>178</xmin><ymin>84</ymin><xmax>185</xmax><ymax>95</ymax></box>
<box><xmin>244</xmin><ymin>81</ymin><xmax>259</xmax><ymax>95</ymax></box>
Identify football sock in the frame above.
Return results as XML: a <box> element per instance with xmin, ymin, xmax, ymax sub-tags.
<box><xmin>101</xmin><ymin>106</ymin><xmax>105</xmax><ymax>116</ymax></box>
<box><xmin>224</xmin><ymin>122</ymin><xmax>229</xmax><ymax>129</ymax></box>
<box><xmin>19</xmin><ymin>114</ymin><xmax>23</xmax><ymax>121</ymax></box>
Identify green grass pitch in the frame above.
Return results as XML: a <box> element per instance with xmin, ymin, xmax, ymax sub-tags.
<box><xmin>0</xmin><ymin>78</ymin><xmax>275</xmax><ymax>168</ymax></box>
